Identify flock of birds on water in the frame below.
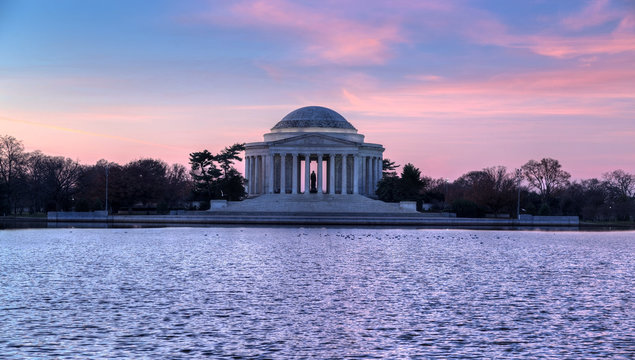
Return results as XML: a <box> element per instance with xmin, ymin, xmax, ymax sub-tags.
<box><xmin>95</xmin><ymin>227</ymin><xmax>524</xmax><ymax>246</ymax></box>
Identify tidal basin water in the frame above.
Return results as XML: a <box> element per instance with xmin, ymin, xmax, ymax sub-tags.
<box><xmin>0</xmin><ymin>228</ymin><xmax>633</xmax><ymax>359</ymax></box>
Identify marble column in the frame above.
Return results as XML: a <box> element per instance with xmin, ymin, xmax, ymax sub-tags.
<box><xmin>373</xmin><ymin>157</ymin><xmax>378</xmax><ymax>193</ymax></box>
<box><xmin>368</xmin><ymin>156</ymin><xmax>372</xmax><ymax>195</ymax></box>
<box><xmin>360</xmin><ymin>156</ymin><xmax>365</xmax><ymax>195</ymax></box>
<box><xmin>261</xmin><ymin>155</ymin><xmax>266</xmax><ymax>194</ymax></box>
<box><xmin>367</xmin><ymin>157</ymin><xmax>372</xmax><ymax>195</ymax></box>
<box><xmin>376</xmin><ymin>157</ymin><xmax>380</xmax><ymax>192</ymax></box>
<box><xmin>317</xmin><ymin>154</ymin><xmax>323</xmax><ymax>194</ymax></box>
<box><xmin>370</xmin><ymin>157</ymin><xmax>375</xmax><ymax>195</ymax></box>
<box><xmin>292</xmin><ymin>153</ymin><xmax>298</xmax><ymax>194</ymax></box>
<box><xmin>341</xmin><ymin>154</ymin><xmax>347</xmax><ymax>194</ymax></box>
<box><xmin>368</xmin><ymin>156</ymin><xmax>373</xmax><ymax>195</ymax></box>
<box><xmin>260</xmin><ymin>155</ymin><xmax>264</xmax><ymax>194</ymax></box>
<box><xmin>353</xmin><ymin>155</ymin><xmax>359</xmax><ymax>194</ymax></box>
<box><xmin>251</xmin><ymin>155</ymin><xmax>255</xmax><ymax>194</ymax></box>
<box><xmin>266</xmin><ymin>154</ymin><xmax>274</xmax><ymax>194</ymax></box>
<box><xmin>244</xmin><ymin>156</ymin><xmax>250</xmax><ymax>194</ymax></box>
<box><xmin>254</xmin><ymin>155</ymin><xmax>262</xmax><ymax>194</ymax></box>
<box><xmin>280</xmin><ymin>154</ymin><xmax>286</xmax><ymax>194</ymax></box>
<box><xmin>250</xmin><ymin>156</ymin><xmax>255</xmax><ymax>195</ymax></box>
<box><xmin>252</xmin><ymin>156</ymin><xmax>257</xmax><ymax>194</ymax></box>
<box><xmin>304</xmin><ymin>154</ymin><xmax>310</xmax><ymax>194</ymax></box>
<box><xmin>329</xmin><ymin>154</ymin><xmax>335</xmax><ymax>194</ymax></box>
<box><xmin>376</xmin><ymin>157</ymin><xmax>382</xmax><ymax>190</ymax></box>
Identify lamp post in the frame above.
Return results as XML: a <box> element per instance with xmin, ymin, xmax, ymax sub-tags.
<box><xmin>515</xmin><ymin>168</ymin><xmax>522</xmax><ymax>220</ymax></box>
<box><xmin>105</xmin><ymin>165</ymin><xmax>109</xmax><ymax>214</ymax></box>
<box><xmin>444</xmin><ymin>178</ymin><xmax>449</xmax><ymax>211</ymax></box>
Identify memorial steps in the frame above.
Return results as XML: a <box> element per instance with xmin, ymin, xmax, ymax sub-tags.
<box><xmin>212</xmin><ymin>194</ymin><xmax>417</xmax><ymax>214</ymax></box>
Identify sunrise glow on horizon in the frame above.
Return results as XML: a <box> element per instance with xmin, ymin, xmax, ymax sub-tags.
<box><xmin>1</xmin><ymin>0</ymin><xmax>634</xmax><ymax>180</ymax></box>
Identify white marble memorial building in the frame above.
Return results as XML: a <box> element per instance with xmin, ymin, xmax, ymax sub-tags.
<box><xmin>244</xmin><ymin>106</ymin><xmax>384</xmax><ymax>197</ymax></box>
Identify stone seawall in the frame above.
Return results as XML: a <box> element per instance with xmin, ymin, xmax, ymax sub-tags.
<box><xmin>45</xmin><ymin>211</ymin><xmax>579</xmax><ymax>227</ymax></box>
<box><xmin>48</xmin><ymin>211</ymin><xmax>108</xmax><ymax>221</ymax></box>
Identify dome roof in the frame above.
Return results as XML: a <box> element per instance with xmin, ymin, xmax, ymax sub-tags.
<box><xmin>272</xmin><ymin>106</ymin><xmax>356</xmax><ymax>130</ymax></box>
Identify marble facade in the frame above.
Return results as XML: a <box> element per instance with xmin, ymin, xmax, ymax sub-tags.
<box><xmin>244</xmin><ymin>106</ymin><xmax>384</xmax><ymax>197</ymax></box>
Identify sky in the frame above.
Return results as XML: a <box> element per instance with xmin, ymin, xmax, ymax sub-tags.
<box><xmin>1</xmin><ymin>0</ymin><xmax>634</xmax><ymax>180</ymax></box>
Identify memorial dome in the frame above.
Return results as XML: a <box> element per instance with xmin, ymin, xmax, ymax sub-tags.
<box><xmin>272</xmin><ymin>106</ymin><xmax>357</xmax><ymax>131</ymax></box>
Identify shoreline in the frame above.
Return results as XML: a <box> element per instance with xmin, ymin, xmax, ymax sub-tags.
<box><xmin>2</xmin><ymin>212</ymin><xmax>633</xmax><ymax>230</ymax></box>
<box><xmin>4</xmin><ymin>213</ymin><xmax>633</xmax><ymax>230</ymax></box>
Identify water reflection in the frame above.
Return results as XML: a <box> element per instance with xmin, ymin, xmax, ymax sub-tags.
<box><xmin>0</xmin><ymin>228</ymin><xmax>633</xmax><ymax>358</ymax></box>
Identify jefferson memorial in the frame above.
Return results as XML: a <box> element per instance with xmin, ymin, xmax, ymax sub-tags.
<box><xmin>244</xmin><ymin>106</ymin><xmax>384</xmax><ymax>197</ymax></box>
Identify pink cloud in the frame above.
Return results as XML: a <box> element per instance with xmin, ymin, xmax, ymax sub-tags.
<box><xmin>187</xmin><ymin>1</ymin><xmax>635</xmax><ymax>62</ymax></box>
<box><xmin>0</xmin><ymin>103</ymin><xmax>287</xmax><ymax>167</ymax></box>
<box><xmin>196</xmin><ymin>0</ymin><xmax>404</xmax><ymax>65</ymax></box>
<box><xmin>520</xmin><ymin>33</ymin><xmax>635</xmax><ymax>58</ymax></box>
<box><xmin>464</xmin><ymin>18</ymin><xmax>635</xmax><ymax>59</ymax></box>
<box><xmin>335</xmin><ymin>61</ymin><xmax>635</xmax><ymax>119</ymax></box>
<box><xmin>616</xmin><ymin>13</ymin><xmax>635</xmax><ymax>33</ymax></box>
<box><xmin>449</xmin><ymin>2</ymin><xmax>635</xmax><ymax>59</ymax></box>
<box><xmin>341</xmin><ymin>88</ymin><xmax>363</xmax><ymax>107</ymax></box>
<box><xmin>561</xmin><ymin>0</ymin><xmax>620</xmax><ymax>31</ymax></box>
<box><xmin>406</xmin><ymin>74</ymin><xmax>444</xmax><ymax>82</ymax></box>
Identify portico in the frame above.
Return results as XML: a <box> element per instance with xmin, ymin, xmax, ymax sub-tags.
<box><xmin>244</xmin><ymin>106</ymin><xmax>384</xmax><ymax>197</ymax></box>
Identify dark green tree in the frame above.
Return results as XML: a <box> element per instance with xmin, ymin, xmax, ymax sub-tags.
<box><xmin>375</xmin><ymin>176</ymin><xmax>401</xmax><ymax>202</ymax></box>
<box><xmin>122</xmin><ymin>159</ymin><xmax>169</xmax><ymax>209</ymax></box>
<box><xmin>400</xmin><ymin>163</ymin><xmax>427</xmax><ymax>200</ymax></box>
<box><xmin>217</xmin><ymin>143</ymin><xmax>246</xmax><ymax>177</ymax></box>
<box><xmin>74</xmin><ymin>159</ymin><xmax>110</xmax><ymax>212</ymax></box>
<box><xmin>452</xmin><ymin>199</ymin><xmax>485</xmax><ymax>218</ymax></box>
<box><xmin>382</xmin><ymin>158</ymin><xmax>399</xmax><ymax>178</ymax></box>
<box><xmin>189</xmin><ymin>143</ymin><xmax>246</xmax><ymax>201</ymax></box>
<box><xmin>219</xmin><ymin>168</ymin><xmax>247</xmax><ymax>201</ymax></box>
<box><xmin>376</xmin><ymin>163</ymin><xmax>427</xmax><ymax>203</ymax></box>
<box><xmin>189</xmin><ymin>150</ymin><xmax>221</xmax><ymax>199</ymax></box>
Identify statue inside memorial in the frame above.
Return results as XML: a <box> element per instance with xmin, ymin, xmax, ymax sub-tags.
<box><xmin>310</xmin><ymin>170</ymin><xmax>317</xmax><ymax>193</ymax></box>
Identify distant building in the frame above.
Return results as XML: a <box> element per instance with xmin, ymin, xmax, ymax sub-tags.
<box><xmin>244</xmin><ymin>106</ymin><xmax>384</xmax><ymax>196</ymax></box>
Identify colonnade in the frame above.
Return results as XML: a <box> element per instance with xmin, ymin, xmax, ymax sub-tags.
<box><xmin>244</xmin><ymin>153</ymin><xmax>382</xmax><ymax>196</ymax></box>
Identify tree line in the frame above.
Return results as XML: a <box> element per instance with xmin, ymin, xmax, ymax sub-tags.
<box><xmin>377</xmin><ymin>158</ymin><xmax>635</xmax><ymax>221</ymax></box>
<box><xmin>0</xmin><ymin>135</ymin><xmax>245</xmax><ymax>215</ymax></box>
<box><xmin>2</xmin><ymin>133</ymin><xmax>633</xmax><ymax>221</ymax></box>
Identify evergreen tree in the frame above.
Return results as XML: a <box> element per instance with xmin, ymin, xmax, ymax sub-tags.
<box><xmin>189</xmin><ymin>143</ymin><xmax>246</xmax><ymax>201</ymax></box>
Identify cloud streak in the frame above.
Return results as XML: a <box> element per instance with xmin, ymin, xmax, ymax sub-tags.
<box><xmin>561</xmin><ymin>0</ymin><xmax>620</xmax><ymax>31</ymax></box>
<box><xmin>0</xmin><ymin>115</ymin><xmax>187</xmax><ymax>151</ymax></box>
<box><xmin>336</xmin><ymin>63</ymin><xmax>635</xmax><ymax>119</ymax></box>
<box><xmin>191</xmin><ymin>0</ymin><xmax>404</xmax><ymax>65</ymax></box>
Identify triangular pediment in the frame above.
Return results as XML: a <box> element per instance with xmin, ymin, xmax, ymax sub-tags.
<box><xmin>271</xmin><ymin>133</ymin><xmax>358</xmax><ymax>147</ymax></box>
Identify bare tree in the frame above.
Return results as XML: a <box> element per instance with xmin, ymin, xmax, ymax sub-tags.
<box><xmin>46</xmin><ymin>156</ymin><xmax>83</xmax><ymax>211</ymax></box>
<box><xmin>23</xmin><ymin>152</ymin><xmax>83</xmax><ymax>211</ymax></box>
<box><xmin>521</xmin><ymin>158</ymin><xmax>571</xmax><ymax>200</ymax></box>
<box><xmin>0</xmin><ymin>135</ymin><xmax>27</xmax><ymax>214</ymax></box>
<box><xmin>452</xmin><ymin>166</ymin><xmax>515</xmax><ymax>215</ymax></box>
<box><xmin>24</xmin><ymin>151</ymin><xmax>49</xmax><ymax>212</ymax></box>
<box><xmin>603</xmin><ymin>169</ymin><xmax>635</xmax><ymax>199</ymax></box>
<box><xmin>482</xmin><ymin>166</ymin><xmax>516</xmax><ymax>215</ymax></box>
<box><xmin>165</xmin><ymin>163</ymin><xmax>193</xmax><ymax>209</ymax></box>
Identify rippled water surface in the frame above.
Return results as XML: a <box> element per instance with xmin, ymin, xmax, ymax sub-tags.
<box><xmin>1</xmin><ymin>228</ymin><xmax>633</xmax><ymax>358</ymax></box>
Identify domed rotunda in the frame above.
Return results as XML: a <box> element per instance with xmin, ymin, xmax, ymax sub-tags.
<box><xmin>244</xmin><ymin>106</ymin><xmax>384</xmax><ymax>196</ymax></box>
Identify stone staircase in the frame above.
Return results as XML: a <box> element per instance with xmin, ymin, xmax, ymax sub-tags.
<box><xmin>213</xmin><ymin>194</ymin><xmax>415</xmax><ymax>214</ymax></box>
